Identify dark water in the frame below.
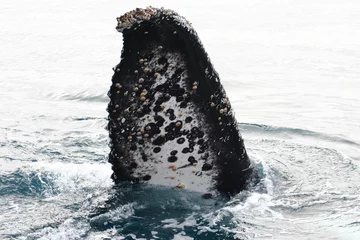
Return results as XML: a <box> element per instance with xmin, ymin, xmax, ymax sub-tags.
<box><xmin>1</xmin><ymin>0</ymin><xmax>360</xmax><ymax>239</ymax></box>
<box><xmin>1</xmin><ymin>113</ymin><xmax>359</xmax><ymax>239</ymax></box>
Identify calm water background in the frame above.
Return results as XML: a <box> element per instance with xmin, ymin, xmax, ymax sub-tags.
<box><xmin>1</xmin><ymin>0</ymin><xmax>360</xmax><ymax>239</ymax></box>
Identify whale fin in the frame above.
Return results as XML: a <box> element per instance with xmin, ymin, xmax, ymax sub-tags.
<box><xmin>107</xmin><ymin>7</ymin><xmax>253</xmax><ymax>197</ymax></box>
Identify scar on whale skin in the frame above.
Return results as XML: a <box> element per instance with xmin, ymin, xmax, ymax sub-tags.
<box><xmin>107</xmin><ymin>7</ymin><xmax>254</xmax><ymax>198</ymax></box>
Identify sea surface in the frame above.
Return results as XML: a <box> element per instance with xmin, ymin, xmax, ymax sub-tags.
<box><xmin>1</xmin><ymin>0</ymin><xmax>360</xmax><ymax>239</ymax></box>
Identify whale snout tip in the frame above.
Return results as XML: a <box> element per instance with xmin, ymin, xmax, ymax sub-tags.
<box><xmin>115</xmin><ymin>6</ymin><xmax>158</xmax><ymax>33</ymax></box>
<box><xmin>115</xmin><ymin>7</ymin><xmax>193</xmax><ymax>34</ymax></box>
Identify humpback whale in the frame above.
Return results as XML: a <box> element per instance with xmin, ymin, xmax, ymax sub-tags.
<box><xmin>107</xmin><ymin>7</ymin><xmax>254</xmax><ymax>198</ymax></box>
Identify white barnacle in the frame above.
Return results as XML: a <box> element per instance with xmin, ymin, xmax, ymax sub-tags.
<box><xmin>134</xmin><ymin>70</ymin><xmax>138</xmax><ymax>74</ymax></box>
<box><xmin>219</xmin><ymin>109</ymin><xmax>224</xmax><ymax>114</ymax></box>
<box><xmin>116</xmin><ymin>68</ymin><xmax>120</xmax><ymax>72</ymax></box>
<box><xmin>133</xmin><ymin>87</ymin><xmax>139</xmax><ymax>92</ymax></box>
<box><xmin>169</xmin><ymin>164</ymin><xmax>177</xmax><ymax>171</ymax></box>
<box><xmin>140</xmin><ymin>96</ymin><xmax>146</xmax><ymax>101</ymax></box>
<box><xmin>154</xmin><ymin>72</ymin><xmax>160</xmax><ymax>77</ymax></box>
<box><xmin>115</xmin><ymin>83</ymin><xmax>121</xmax><ymax>88</ymax></box>
<box><xmin>210</xmin><ymin>102</ymin><xmax>215</xmax><ymax>107</ymax></box>
<box><xmin>115</xmin><ymin>104</ymin><xmax>119</xmax><ymax>108</ymax></box>
<box><xmin>144</xmin><ymin>67</ymin><xmax>150</xmax><ymax>73</ymax></box>
<box><xmin>124</xmin><ymin>91</ymin><xmax>128</xmax><ymax>96</ymax></box>
<box><xmin>139</xmin><ymin>59</ymin><xmax>145</xmax><ymax>63</ymax></box>
<box><xmin>192</xmin><ymin>85</ymin><xmax>197</xmax><ymax>90</ymax></box>
<box><xmin>138</xmin><ymin>78</ymin><xmax>144</xmax><ymax>83</ymax></box>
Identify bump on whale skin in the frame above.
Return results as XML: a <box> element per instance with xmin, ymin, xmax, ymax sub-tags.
<box><xmin>107</xmin><ymin>7</ymin><xmax>254</xmax><ymax>197</ymax></box>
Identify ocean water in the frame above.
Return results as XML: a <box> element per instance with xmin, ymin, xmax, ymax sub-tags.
<box><xmin>1</xmin><ymin>0</ymin><xmax>360</xmax><ymax>239</ymax></box>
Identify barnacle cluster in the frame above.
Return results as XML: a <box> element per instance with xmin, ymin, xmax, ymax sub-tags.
<box><xmin>116</xmin><ymin>6</ymin><xmax>193</xmax><ymax>33</ymax></box>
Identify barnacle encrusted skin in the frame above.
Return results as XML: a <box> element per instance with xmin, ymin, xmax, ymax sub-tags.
<box><xmin>109</xmin><ymin>7</ymin><xmax>254</xmax><ymax>197</ymax></box>
<box><xmin>115</xmin><ymin>6</ymin><xmax>216</xmax><ymax>101</ymax></box>
<box><xmin>116</xmin><ymin>7</ymin><xmax>195</xmax><ymax>35</ymax></box>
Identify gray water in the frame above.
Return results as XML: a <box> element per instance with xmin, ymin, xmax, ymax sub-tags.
<box><xmin>1</xmin><ymin>0</ymin><xmax>360</xmax><ymax>239</ymax></box>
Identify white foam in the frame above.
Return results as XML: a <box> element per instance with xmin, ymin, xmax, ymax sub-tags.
<box><xmin>0</xmin><ymin>159</ymin><xmax>112</xmax><ymax>198</ymax></box>
<box><xmin>27</xmin><ymin>218</ymin><xmax>90</xmax><ymax>240</ymax></box>
<box><xmin>173</xmin><ymin>234</ymin><xmax>194</xmax><ymax>240</ymax></box>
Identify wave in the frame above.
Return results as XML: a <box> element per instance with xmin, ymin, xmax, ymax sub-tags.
<box><xmin>44</xmin><ymin>91</ymin><xmax>108</xmax><ymax>103</ymax></box>
<box><xmin>239</xmin><ymin>122</ymin><xmax>360</xmax><ymax>147</ymax></box>
<box><xmin>0</xmin><ymin>161</ymin><xmax>112</xmax><ymax>198</ymax></box>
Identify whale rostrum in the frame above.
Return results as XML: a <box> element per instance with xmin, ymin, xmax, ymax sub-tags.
<box><xmin>107</xmin><ymin>7</ymin><xmax>254</xmax><ymax>197</ymax></box>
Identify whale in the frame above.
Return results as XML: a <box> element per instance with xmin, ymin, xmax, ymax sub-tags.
<box><xmin>107</xmin><ymin>7</ymin><xmax>254</xmax><ymax>198</ymax></box>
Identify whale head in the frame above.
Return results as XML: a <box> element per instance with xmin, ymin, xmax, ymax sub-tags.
<box><xmin>107</xmin><ymin>7</ymin><xmax>253</xmax><ymax>198</ymax></box>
